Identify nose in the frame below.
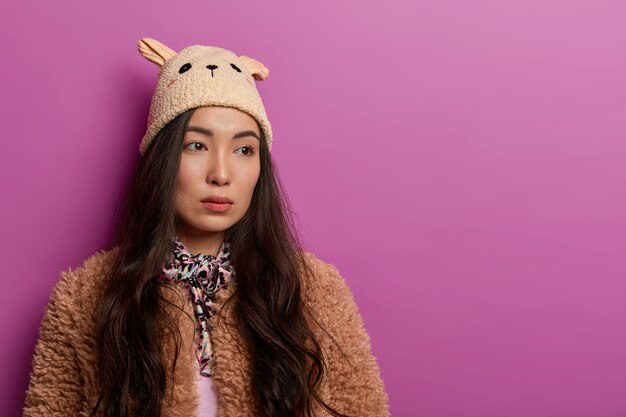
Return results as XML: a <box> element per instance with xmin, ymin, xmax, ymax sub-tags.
<box><xmin>206</xmin><ymin>149</ymin><xmax>231</xmax><ymax>186</ymax></box>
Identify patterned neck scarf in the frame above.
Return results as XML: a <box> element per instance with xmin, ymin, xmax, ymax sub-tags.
<box><xmin>161</xmin><ymin>236</ymin><xmax>236</xmax><ymax>377</ymax></box>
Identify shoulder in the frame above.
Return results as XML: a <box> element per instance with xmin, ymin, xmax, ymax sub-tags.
<box><xmin>49</xmin><ymin>246</ymin><xmax>120</xmax><ymax>312</ymax></box>
<box><xmin>297</xmin><ymin>251</ymin><xmax>347</xmax><ymax>292</ymax></box>
<box><xmin>296</xmin><ymin>251</ymin><xmax>359</xmax><ymax>324</ymax></box>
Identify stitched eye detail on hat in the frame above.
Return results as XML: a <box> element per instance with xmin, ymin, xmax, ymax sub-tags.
<box><xmin>230</xmin><ymin>63</ymin><xmax>242</xmax><ymax>73</ymax></box>
<box><xmin>179</xmin><ymin>63</ymin><xmax>192</xmax><ymax>74</ymax></box>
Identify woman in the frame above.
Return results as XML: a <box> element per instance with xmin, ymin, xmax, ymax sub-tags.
<box><xmin>23</xmin><ymin>38</ymin><xmax>389</xmax><ymax>417</ymax></box>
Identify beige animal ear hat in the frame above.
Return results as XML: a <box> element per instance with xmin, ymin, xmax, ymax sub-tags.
<box><xmin>137</xmin><ymin>38</ymin><xmax>273</xmax><ymax>155</ymax></box>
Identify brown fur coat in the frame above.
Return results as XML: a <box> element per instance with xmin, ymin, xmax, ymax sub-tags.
<box><xmin>23</xmin><ymin>247</ymin><xmax>389</xmax><ymax>416</ymax></box>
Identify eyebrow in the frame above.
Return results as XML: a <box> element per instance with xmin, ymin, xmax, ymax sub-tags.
<box><xmin>186</xmin><ymin>126</ymin><xmax>260</xmax><ymax>141</ymax></box>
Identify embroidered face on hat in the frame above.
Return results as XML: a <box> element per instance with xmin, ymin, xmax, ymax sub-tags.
<box><xmin>137</xmin><ymin>38</ymin><xmax>273</xmax><ymax>156</ymax></box>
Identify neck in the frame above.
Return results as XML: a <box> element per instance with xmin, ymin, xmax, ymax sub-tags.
<box><xmin>176</xmin><ymin>226</ymin><xmax>226</xmax><ymax>257</ymax></box>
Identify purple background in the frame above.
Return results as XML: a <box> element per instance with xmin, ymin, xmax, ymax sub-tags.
<box><xmin>2</xmin><ymin>1</ymin><xmax>625</xmax><ymax>416</ymax></box>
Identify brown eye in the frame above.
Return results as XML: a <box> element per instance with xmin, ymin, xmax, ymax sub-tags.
<box><xmin>184</xmin><ymin>142</ymin><xmax>206</xmax><ymax>151</ymax></box>
<box><xmin>235</xmin><ymin>146</ymin><xmax>255</xmax><ymax>156</ymax></box>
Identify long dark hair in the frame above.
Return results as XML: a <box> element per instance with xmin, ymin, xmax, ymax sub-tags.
<box><xmin>92</xmin><ymin>107</ymin><xmax>348</xmax><ymax>417</ymax></box>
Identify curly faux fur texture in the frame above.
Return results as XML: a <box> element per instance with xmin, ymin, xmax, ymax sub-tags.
<box><xmin>23</xmin><ymin>248</ymin><xmax>389</xmax><ymax>417</ymax></box>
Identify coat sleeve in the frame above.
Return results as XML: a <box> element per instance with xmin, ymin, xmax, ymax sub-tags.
<box><xmin>304</xmin><ymin>256</ymin><xmax>390</xmax><ymax>417</ymax></box>
<box><xmin>23</xmin><ymin>268</ymin><xmax>88</xmax><ymax>416</ymax></box>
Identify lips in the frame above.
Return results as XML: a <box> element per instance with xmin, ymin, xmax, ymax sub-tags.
<box><xmin>201</xmin><ymin>196</ymin><xmax>233</xmax><ymax>213</ymax></box>
<box><xmin>201</xmin><ymin>196</ymin><xmax>233</xmax><ymax>204</ymax></box>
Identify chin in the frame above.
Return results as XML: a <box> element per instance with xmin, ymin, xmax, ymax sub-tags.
<box><xmin>190</xmin><ymin>217</ymin><xmax>238</xmax><ymax>233</ymax></box>
<box><xmin>177</xmin><ymin>208</ymin><xmax>246</xmax><ymax>235</ymax></box>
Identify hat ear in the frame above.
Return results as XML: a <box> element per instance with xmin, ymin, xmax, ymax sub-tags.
<box><xmin>138</xmin><ymin>38</ymin><xmax>177</xmax><ymax>67</ymax></box>
<box><xmin>239</xmin><ymin>55</ymin><xmax>269</xmax><ymax>80</ymax></box>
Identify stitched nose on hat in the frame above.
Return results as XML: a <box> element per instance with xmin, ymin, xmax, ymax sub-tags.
<box><xmin>206</xmin><ymin>64</ymin><xmax>218</xmax><ymax>76</ymax></box>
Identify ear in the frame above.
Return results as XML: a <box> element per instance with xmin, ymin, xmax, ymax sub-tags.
<box><xmin>239</xmin><ymin>55</ymin><xmax>269</xmax><ymax>80</ymax></box>
<box><xmin>138</xmin><ymin>38</ymin><xmax>177</xmax><ymax>67</ymax></box>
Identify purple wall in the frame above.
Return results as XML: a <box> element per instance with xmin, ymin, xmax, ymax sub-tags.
<box><xmin>2</xmin><ymin>1</ymin><xmax>625</xmax><ymax>416</ymax></box>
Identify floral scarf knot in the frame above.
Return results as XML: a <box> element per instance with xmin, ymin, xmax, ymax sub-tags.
<box><xmin>162</xmin><ymin>236</ymin><xmax>236</xmax><ymax>377</ymax></box>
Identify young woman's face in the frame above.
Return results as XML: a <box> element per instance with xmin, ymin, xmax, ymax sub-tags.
<box><xmin>175</xmin><ymin>106</ymin><xmax>261</xmax><ymax>247</ymax></box>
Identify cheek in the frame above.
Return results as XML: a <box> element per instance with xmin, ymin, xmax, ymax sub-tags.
<box><xmin>233</xmin><ymin>166</ymin><xmax>260</xmax><ymax>213</ymax></box>
<box><xmin>243</xmin><ymin>166</ymin><xmax>260</xmax><ymax>198</ymax></box>
<box><xmin>175</xmin><ymin>165</ymin><xmax>198</xmax><ymax>206</ymax></box>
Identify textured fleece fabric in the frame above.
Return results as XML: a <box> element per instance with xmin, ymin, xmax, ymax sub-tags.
<box><xmin>23</xmin><ymin>247</ymin><xmax>389</xmax><ymax>417</ymax></box>
<box><xmin>137</xmin><ymin>38</ymin><xmax>274</xmax><ymax>156</ymax></box>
